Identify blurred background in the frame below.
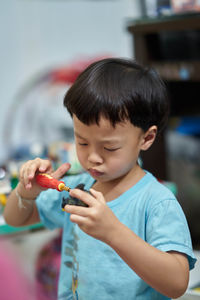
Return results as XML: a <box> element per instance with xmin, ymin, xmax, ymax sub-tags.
<box><xmin>0</xmin><ymin>1</ymin><xmax>200</xmax><ymax>299</ymax></box>
<box><xmin>0</xmin><ymin>0</ymin><xmax>139</xmax><ymax>162</ymax></box>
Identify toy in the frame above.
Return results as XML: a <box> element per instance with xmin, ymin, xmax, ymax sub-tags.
<box><xmin>35</xmin><ymin>173</ymin><xmax>88</xmax><ymax>208</ymax></box>
<box><xmin>0</xmin><ymin>194</ymin><xmax>7</xmax><ymax>213</ymax></box>
<box><xmin>35</xmin><ymin>173</ymin><xmax>70</xmax><ymax>192</ymax></box>
<box><xmin>61</xmin><ymin>184</ymin><xmax>89</xmax><ymax>209</ymax></box>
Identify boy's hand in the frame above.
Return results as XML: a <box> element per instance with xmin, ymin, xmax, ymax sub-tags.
<box><xmin>64</xmin><ymin>188</ymin><xmax>120</xmax><ymax>244</ymax></box>
<box><xmin>19</xmin><ymin>158</ymin><xmax>71</xmax><ymax>196</ymax></box>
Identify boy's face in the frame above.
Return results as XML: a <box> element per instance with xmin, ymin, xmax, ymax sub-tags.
<box><xmin>73</xmin><ymin>114</ymin><xmax>146</xmax><ymax>183</ymax></box>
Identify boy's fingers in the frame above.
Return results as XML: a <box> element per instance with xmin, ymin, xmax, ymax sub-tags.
<box><xmin>89</xmin><ymin>188</ymin><xmax>105</xmax><ymax>204</ymax></box>
<box><xmin>19</xmin><ymin>163</ymin><xmax>33</xmax><ymax>187</ymax></box>
<box><xmin>69</xmin><ymin>189</ymin><xmax>94</xmax><ymax>207</ymax></box>
<box><xmin>70</xmin><ymin>214</ymin><xmax>86</xmax><ymax>225</ymax></box>
<box><xmin>64</xmin><ymin>205</ymin><xmax>89</xmax><ymax>217</ymax></box>
<box><xmin>31</xmin><ymin>158</ymin><xmax>52</xmax><ymax>174</ymax></box>
<box><xmin>52</xmin><ymin>163</ymin><xmax>71</xmax><ymax>180</ymax></box>
<box><xmin>19</xmin><ymin>159</ymin><xmax>53</xmax><ymax>188</ymax></box>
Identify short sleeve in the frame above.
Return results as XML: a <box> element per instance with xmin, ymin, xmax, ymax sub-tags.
<box><xmin>36</xmin><ymin>188</ymin><xmax>65</xmax><ymax>230</ymax></box>
<box><xmin>146</xmin><ymin>199</ymin><xmax>197</xmax><ymax>270</ymax></box>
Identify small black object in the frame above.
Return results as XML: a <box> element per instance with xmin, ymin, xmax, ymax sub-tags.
<box><xmin>61</xmin><ymin>183</ymin><xmax>89</xmax><ymax>209</ymax></box>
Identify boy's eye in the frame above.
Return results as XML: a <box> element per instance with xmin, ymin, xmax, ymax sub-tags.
<box><xmin>78</xmin><ymin>143</ymin><xmax>88</xmax><ymax>146</ymax></box>
<box><xmin>104</xmin><ymin>147</ymin><xmax>120</xmax><ymax>152</ymax></box>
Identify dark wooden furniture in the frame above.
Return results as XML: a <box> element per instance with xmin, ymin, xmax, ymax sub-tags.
<box><xmin>127</xmin><ymin>13</ymin><xmax>200</xmax><ymax>180</ymax></box>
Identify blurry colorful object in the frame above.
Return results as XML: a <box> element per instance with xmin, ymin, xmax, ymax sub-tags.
<box><xmin>0</xmin><ymin>194</ymin><xmax>7</xmax><ymax>206</ymax></box>
<box><xmin>36</xmin><ymin>231</ymin><xmax>62</xmax><ymax>300</ymax></box>
<box><xmin>3</xmin><ymin>54</ymin><xmax>112</xmax><ymax>163</ymax></box>
<box><xmin>48</xmin><ymin>142</ymin><xmax>84</xmax><ymax>175</ymax></box>
<box><xmin>0</xmin><ymin>194</ymin><xmax>7</xmax><ymax>214</ymax></box>
<box><xmin>50</xmin><ymin>55</ymin><xmax>110</xmax><ymax>84</ymax></box>
<box><xmin>171</xmin><ymin>0</ymin><xmax>200</xmax><ymax>12</ymax></box>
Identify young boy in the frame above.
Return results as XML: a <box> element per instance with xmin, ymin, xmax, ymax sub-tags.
<box><xmin>4</xmin><ymin>58</ymin><xmax>196</xmax><ymax>300</ymax></box>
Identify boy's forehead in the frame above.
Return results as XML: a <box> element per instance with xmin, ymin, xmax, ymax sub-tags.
<box><xmin>73</xmin><ymin>114</ymin><xmax>141</xmax><ymax>139</ymax></box>
<box><xmin>73</xmin><ymin>114</ymin><xmax>129</xmax><ymax>130</ymax></box>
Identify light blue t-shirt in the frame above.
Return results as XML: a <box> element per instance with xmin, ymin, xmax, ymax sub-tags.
<box><xmin>36</xmin><ymin>171</ymin><xmax>196</xmax><ymax>300</ymax></box>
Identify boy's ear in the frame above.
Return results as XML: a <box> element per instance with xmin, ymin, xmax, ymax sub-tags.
<box><xmin>140</xmin><ymin>126</ymin><xmax>157</xmax><ymax>151</ymax></box>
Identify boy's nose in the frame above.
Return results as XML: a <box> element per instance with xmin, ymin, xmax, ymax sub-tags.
<box><xmin>88</xmin><ymin>152</ymin><xmax>103</xmax><ymax>164</ymax></box>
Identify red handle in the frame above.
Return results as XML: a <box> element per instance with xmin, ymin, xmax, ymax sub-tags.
<box><xmin>35</xmin><ymin>173</ymin><xmax>70</xmax><ymax>192</ymax></box>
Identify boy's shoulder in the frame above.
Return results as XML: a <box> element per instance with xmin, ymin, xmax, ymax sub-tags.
<box><xmin>147</xmin><ymin>172</ymin><xmax>175</xmax><ymax>194</ymax></box>
<box><xmin>140</xmin><ymin>171</ymin><xmax>177</xmax><ymax>205</ymax></box>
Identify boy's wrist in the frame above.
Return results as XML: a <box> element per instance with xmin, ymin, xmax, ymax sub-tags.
<box><xmin>17</xmin><ymin>182</ymin><xmax>40</xmax><ymax>200</ymax></box>
<box><xmin>103</xmin><ymin>219</ymin><xmax>124</xmax><ymax>246</ymax></box>
<box><xmin>15</xmin><ymin>188</ymin><xmax>35</xmax><ymax>210</ymax></box>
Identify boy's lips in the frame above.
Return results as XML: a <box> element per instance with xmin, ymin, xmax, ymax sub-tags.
<box><xmin>88</xmin><ymin>168</ymin><xmax>104</xmax><ymax>177</ymax></box>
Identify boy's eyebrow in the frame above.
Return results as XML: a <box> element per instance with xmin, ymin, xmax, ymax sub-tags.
<box><xmin>74</xmin><ymin>131</ymin><xmax>121</xmax><ymax>144</ymax></box>
<box><xmin>100</xmin><ymin>138</ymin><xmax>121</xmax><ymax>144</ymax></box>
<box><xmin>74</xmin><ymin>131</ymin><xmax>84</xmax><ymax>139</ymax></box>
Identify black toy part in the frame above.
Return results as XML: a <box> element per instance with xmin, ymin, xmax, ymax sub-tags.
<box><xmin>61</xmin><ymin>183</ymin><xmax>89</xmax><ymax>209</ymax></box>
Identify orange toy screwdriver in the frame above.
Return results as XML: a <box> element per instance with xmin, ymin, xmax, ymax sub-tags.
<box><xmin>35</xmin><ymin>173</ymin><xmax>70</xmax><ymax>192</ymax></box>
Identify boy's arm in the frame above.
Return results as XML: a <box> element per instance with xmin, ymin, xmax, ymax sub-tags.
<box><xmin>4</xmin><ymin>158</ymin><xmax>71</xmax><ymax>227</ymax></box>
<box><xmin>108</xmin><ymin>222</ymin><xmax>189</xmax><ymax>299</ymax></box>
<box><xmin>3</xmin><ymin>183</ymin><xmax>40</xmax><ymax>226</ymax></box>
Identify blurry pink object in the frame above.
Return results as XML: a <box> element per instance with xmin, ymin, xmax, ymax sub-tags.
<box><xmin>0</xmin><ymin>239</ymin><xmax>35</xmax><ymax>300</ymax></box>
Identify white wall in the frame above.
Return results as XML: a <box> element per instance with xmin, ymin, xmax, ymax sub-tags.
<box><xmin>0</xmin><ymin>0</ymin><xmax>141</xmax><ymax>163</ymax></box>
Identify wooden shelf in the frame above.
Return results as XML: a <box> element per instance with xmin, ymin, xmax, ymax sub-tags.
<box><xmin>127</xmin><ymin>13</ymin><xmax>200</xmax><ymax>34</ymax></box>
<box><xmin>127</xmin><ymin>13</ymin><xmax>200</xmax><ymax>66</ymax></box>
<box><xmin>149</xmin><ymin>61</ymin><xmax>200</xmax><ymax>81</ymax></box>
<box><xmin>127</xmin><ymin>13</ymin><xmax>200</xmax><ymax>180</ymax></box>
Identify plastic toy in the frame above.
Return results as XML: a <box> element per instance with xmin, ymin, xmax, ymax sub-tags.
<box><xmin>35</xmin><ymin>173</ymin><xmax>70</xmax><ymax>192</ymax></box>
<box><xmin>35</xmin><ymin>173</ymin><xmax>88</xmax><ymax>208</ymax></box>
<box><xmin>61</xmin><ymin>184</ymin><xmax>89</xmax><ymax>209</ymax></box>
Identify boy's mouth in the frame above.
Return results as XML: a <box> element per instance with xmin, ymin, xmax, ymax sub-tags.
<box><xmin>88</xmin><ymin>168</ymin><xmax>104</xmax><ymax>177</ymax></box>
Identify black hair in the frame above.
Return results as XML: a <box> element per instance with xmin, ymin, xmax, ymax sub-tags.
<box><xmin>63</xmin><ymin>57</ymin><xmax>169</xmax><ymax>134</ymax></box>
